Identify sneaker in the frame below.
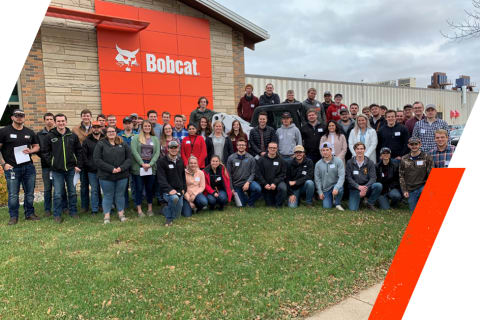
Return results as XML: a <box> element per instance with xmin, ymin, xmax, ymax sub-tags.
<box><xmin>54</xmin><ymin>216</ymin><xmax>63</xmax><ymax>223</ymax></box>
<box><xmin>138</xmin><ymin>212</ymin><xmax>145</xmax><ymax>218</ymax></box>
<box><xmin>305</xmin><ymin>203</ymin><xmax>313</xmax><ymax>208</ymax></box>
<box><xmin>146</xmin><ymin>210</ymin><xmax>154</xmax><ymax>217</ymax></box>
<box><xmin>104</xmin><ymin>218</ymin><xmax>110</xmax><ymax>224</ymax></box>
<box><xmin>26</xmin><ymin>214</ymin><xmax>41</xmax><ymax>221</ymax></box>
<box><xmin>80</xmin><ymin>208</ymin><xmax>89</xmax><ymax>214</ymax></box>
<box><xmin>164</xmin><ymin>219</ymin><xmax>173</xmax><ymax>227</ymax></box>
<box><xmin>44</xmin><ymin>211</ymin><xmax>52</xmax><ymax>217</ymax></box>
<box><xmin>335</xmin><ymin>205</ymin><xmax>345</xmax><ymax>211</ymax></box>
<box><xmin>366</xmin><ymin>203</ymin><xmax>377</xmax><ymax>211</ymax></box>
<box><xmin>7</xmin><ymin>217</ymin><xmax>18</xmax><ymax>225</ymax></box>
<box><xmin>71</xmin><ymin>214</ymin><xmax>79</xmax><ymax>219</ymax></box>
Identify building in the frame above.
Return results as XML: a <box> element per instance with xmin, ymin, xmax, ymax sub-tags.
<box><xmin>246</xmin><ymin>74</ymin><xmax>477</xmax><ymax>125</ymax></box>
<box><xmin>398</xmin><ymin>77</ymin><xmax>416</xmax><ymax>88</ymax></box>
<box><xmin>3</xmin><ymin>0</ymin><xmax>269</xmax><ymax>129</ymax></box>
<box><xmin>428</xmin><ymin>72</ymin><xmax>451</xmax><ymax>89</ymax></box>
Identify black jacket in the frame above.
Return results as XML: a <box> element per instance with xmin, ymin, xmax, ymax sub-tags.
<box><xmin>300</xmin><ymin>122</ymin><xmax>327</xmax><ymax>161</ymax></box>
<box><xmin>205</xmin><ymin>135</ymin><xmax>234</xmax><ymax>165</ymax></box>
<box><xmin>370</xmin><ymin>116</ymin><xmax>387</xmax><ymax>132</ymax></box>
<box><xmin>376</xmin><ymin>160</ymin><xmax>400</xmax><ymax>194</ymax></box>
<box><xmin>42</xmin><ymin>127</ymin><xmax>83</xmax><ymax>172</ymax></box>
<box><xmin>36</xmin><ymin>127</ymin><xmax>52</xmax><ymax>168</ymax></box>
<box><xmin>259</xmin><ymin>92</ymin><xmax>280</xmax><ymax>106</ymax></box>
<box><xmin>256</xmin><ymin>154</ymin><xmax>287</xmax><ymax>187</ymax></box>
<box><xmin>286</xmin><ymin>157</ymin><xmax>314</xmax><ymax>194</ymax></box>
<box><xmin>93</xmin><ymin>138</ymin><xmax>131</xmax><ymax>181</ymax></box>
<box><xmin>82</xmin><ymin>133</ymin><xmax>104</xmax><ymax>173</ymax></box>
<box><xmin>156</xmin><ymin>155</ymin><xmax>186</xmax><ymax>194</ymax></box>
<box><xmin>346</xmin><ymin>156</ymin><xmax>377</xmax><ymax>189</ymax></box>
<box><xmin>248</xmin><ymin>126</ymin><xmax>277</xmax><ymax>157</ymax></box>
<box><xmin>376</xmin><ymin>123</ymin><xmax>409</xmax><ymax>160</ymax></box>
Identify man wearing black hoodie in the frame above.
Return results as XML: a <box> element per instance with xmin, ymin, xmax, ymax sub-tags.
<box><xmin>82</xmin><ymin>121</ymin><xmax>104</xmax><ymax>215</ymax></box>
<box><xmin>42</xmin><ymin>113</ymin><xmax>83</xmax><ymax>223</ymax></box>
<box><xmin>259</xmin><ymin>83</ymin><xmax>280</xmax><ymax>106</ymax></box>
<box><xmin>256</xmin><ymin>142</ymin><xmax>287</xmax><ymax>207</ymax></box>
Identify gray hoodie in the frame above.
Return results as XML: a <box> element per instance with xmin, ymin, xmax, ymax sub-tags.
<box><xmin>314</xmin><ymin>156</ymin><xmax>345</xmax><ymax>195</ymax></box>
<box><xmin>276</xmin><ymin>124</ymin><xmax>302</xmax><ymax>157</ymax></box>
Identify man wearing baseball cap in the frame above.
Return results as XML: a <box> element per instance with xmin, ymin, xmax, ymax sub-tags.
<box><xmin>276</xmin><ymin>112</ymin><xmax>302</xmax><ymax>161</ymax></box>
<box><xmin>156</xmin><ymin>140</ymin><xmax>186</xmax><ymax>226</ymax></box>
<box><xmin>118</xmin><ymin>116</ymin><xmax>136</xmax><ymax>208</ymax></box>
<box><xmin>287</xmin><ymin>145</ymin><xmax>315</xmax><ymax>208</ymax></box>
<box><xmin>399</xmin><ymin>137</ymin><xmax>433</xmax><ymax>212</ymax></box>
<box><xmin>314</xmin><ymin>142</ymin><xmax>345</xmax><ymax>211</ymax></box>
<box><xmin>130</xmin><ymin>113</ymin><xmax>139</xmax><ymax>131</ymax></box>
<box><xmin>321</xmin><ymin>91</ymin><xmax>333</xmax><ymax>113</ymax></box>
<box><xmin>0</xmin><ymin>109</ymin><xmax>41</xmax><ymax>225</ymax></box>
<box><xmin>412</xmin><ymin>104</ymin><xmax>450</xmax><ymax>153</ymax></box>
<box><xmin>326</xmin><ymin>93</ymin><xmax>348</xmax><ymax>122</ymax></box>
<box><xmin>376</xmin><ymin>147</ymin><xmax>402</xmax><ymax>210</ymax></box>
<box><xmin>237</xmin><ymin>84</ymin><xmax>259</xmax><ymax>122</ymax></box>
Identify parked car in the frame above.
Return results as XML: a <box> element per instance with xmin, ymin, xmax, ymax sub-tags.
<box><xmin>450</xmin><ymin>128</ymin><xmax>463</xmax><ymax>146</ymax></box>
<box><xmin>250</xmin><ymin>103</ymin><xmax>306</xmax><ymax>130</ymax></box>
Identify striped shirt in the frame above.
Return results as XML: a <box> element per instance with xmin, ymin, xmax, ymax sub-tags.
<box><xmin>429</xmin><ymin>145</ymin><xmax>455</xmax><ymax>168</ymax></box>
<box><xmin>412</xmin><ymin>118</ymin><xmax>450</xmax><ymax>152</ymax></box>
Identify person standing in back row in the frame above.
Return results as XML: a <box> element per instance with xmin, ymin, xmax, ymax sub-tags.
<box><xmin>190</xmin><ymin>96</ymin><xmax>216</xmax><ymax>128</ymax></box>
<box><xmin>259</xmin><ymin>83</ymin><xmax>280</xmax><ymax>106</ymax></box>
<box><xmin>302</xmin><ymin>88</ymin><xmax>326</xmax><ymax>125</ymax></box>
<box><xmin>0</xmin><ymin>109</ymin><xmax>41</xmax><ymax>225</ymax></box>
<box><xmin>248</xmin><ymin>111</ymin><xmax>277</xmax><ymax>159</ymax></box>
<box><xmin>276</xmin><ymin>112</ymin><xmax>302</xmax><ymax>161</ymax></box>
<box><xmin>237</xmin><ymin>84</ymin><xmax>259</xmax><ymax>122</ymax></box>
<box><xmin>300</xmin><ymin>108</ymin><xmax>326</xmax><ymax>164</ymax></box>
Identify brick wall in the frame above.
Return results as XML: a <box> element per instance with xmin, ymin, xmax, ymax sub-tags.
<box><xmin>232</xmin><ymin>30</ymin><xmax>245</xmax><ymax>104</ymax></box>
<box><xmin>19</xmin><ymin>31</ymin><xmax>47</xmax><ymax>191</ymax></box>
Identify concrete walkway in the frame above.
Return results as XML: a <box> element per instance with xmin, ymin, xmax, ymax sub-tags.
<box><xmin>306</xmin><ymin>282</ymin><xmax>382</xmax><ymax>320</ymax></box>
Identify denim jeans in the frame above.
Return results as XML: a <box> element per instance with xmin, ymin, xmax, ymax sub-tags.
<box><xmin>4</xmin><ymin>163</ymin><xmax>36</xmax><ymax>219</ymax></box>
<box><xmin>407</xmin><ymin>185</ymin><xmax>424</xmax><ymax>212</ymax></box>
<box><xmin>206</xmin><ymin>190</ymin><xmax>228</xmax><ymax>209</ymax></box>
<box><xmin>233</xmin><ymin>181</ymin><xmax>262</xmax><ymax>207</ymax></box>
<box><xmin>182</xmin><ymin>193</ymin><xmax>208</xmax><ymax>217</ymax></box>
<box><xmin>87</xmin><ymin>172</ymin><xmax>101</xmax><ymax>213</ymax></box>
<box><xmin>99</xmin><ymin>178</ymin><xmax>128</xmax><ymax>214</ymax></box>
<box><xmin>162</xmin><ymin>193</ymin><xmax>184</xmax><ymax>222</ymax></box>
<box><xmin>132</xmin><ymin>174</ymin><xmax>155</xmax><ymax>206</ymax></box>
<box><xmin>52</xmin><ymin>169</ymin><xmax>78</xmax><ymax>217</ymax></box>
<box><xmin>378</xmin><ymin>188</ymin><xmax>402</xmax><ymax>210</ymax></box>
<box><xmin>263</xmin><ymin>181</ymin><xmax>287</xmax><ymax>207</ymax></box>
<box><xmin>321</xmin><ymin>186</ymin><xmax>344</xmax><ymax>208</ymax></box>
<box><xmin>124</xmin><ymin>174</ymin><xmax>135</xmax><ymax>209</ymax></box>
<box><xmin>41</xmin><ymin>167</ymin><xmax>68</xmax><ymax>213</ymax></box>
<box><xmin>288</xmin><ymin>180</ymin><xmax>315</xmax><ymax>208</ymax></box>
<box><xmin>80</xmin><ymin>170</ymin><xmax>89</xmax><ymax>210</ymax></box>
<box><xmin>348</xmin><ymin>182</ymin><xmax>383</xmax><ymax>211</ymax></box>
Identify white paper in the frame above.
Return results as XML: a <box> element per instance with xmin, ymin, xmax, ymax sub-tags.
<box><xmin>140</xmin><ymin>167</ymin><xmax>153</xmax><ymax>176</ymax></box>
<box><xmin>73</xmin><ymin>172</ymin><xmax>80</xmax><ymax>186</ymax></box>
<box><xmin>13</xmin><ymin>145</ymin><xmax>30</xmax><ymax>164</ymax></box>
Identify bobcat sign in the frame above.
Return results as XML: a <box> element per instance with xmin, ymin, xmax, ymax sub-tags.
<box><xmin>95</xmin><ymin>0</ymin><xmax>213</xmax><ymax>123</ymax></box>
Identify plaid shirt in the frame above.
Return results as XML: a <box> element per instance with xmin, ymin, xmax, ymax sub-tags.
<box><xmin>173</xmin><ymin>128</ymin><xmax>188</xmax><ymax>143</ymax></box>
<box><xmin>412</xmin><ymin>118</ymin><xmax>450</xmax><ymax>152</ymax></box>
<box><xmin>429</xmin><ymin>145</ymin><xmax>455</xmax><ymax>168</ymax></box>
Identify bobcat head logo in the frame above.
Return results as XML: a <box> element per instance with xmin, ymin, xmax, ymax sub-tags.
<box><xmin>115</xmin><ymin>44</ymin><xmax>139</xmax><ymax>72</ymax></box>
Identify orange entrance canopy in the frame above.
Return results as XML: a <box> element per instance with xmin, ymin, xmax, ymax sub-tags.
<box><xmin>46</xmin><ymin>6</ymin><xmax>150</xmax><ymax>32</ymax></box>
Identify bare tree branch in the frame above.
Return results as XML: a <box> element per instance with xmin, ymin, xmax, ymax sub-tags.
<box><xmin>442</xmin><ymin>0</ymin><xmax>480</xmax><ymax>40</ymax></box>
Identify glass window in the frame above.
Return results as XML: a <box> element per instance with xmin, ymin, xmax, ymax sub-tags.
<box><xmin>1</xmin><ymin>83</ymin><xmax>20</xmax><ymax>126</ymax></box>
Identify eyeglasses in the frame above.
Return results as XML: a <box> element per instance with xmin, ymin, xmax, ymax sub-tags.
<box><xmin>106</xmin><ymin>130</ymin><xmax>116</xmax><ymax>134</ymax></box>
<box><xmin>268</xmin><ymin>147</ymin><xmax>277</xmax><ymax>149</ymax></box>
<box><xmin>13</xmin><ymin>114</ymin><xmax>25</xmax><ymax>118</ymax></box>
<box><xmin>408</xmin><ymin>143</ymin><xmax>419</xmax><ymax>146</ymax></box>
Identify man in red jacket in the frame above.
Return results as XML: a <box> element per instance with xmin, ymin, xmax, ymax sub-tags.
<box><xmin>326</xmin><ymin>93</ymin><xmax>348</xmax><ymax>122</ymax></box>
<box><xmin>237</xmin><ymin>84</ymin><xmax>259</xmax><ymax>122</ymax></box>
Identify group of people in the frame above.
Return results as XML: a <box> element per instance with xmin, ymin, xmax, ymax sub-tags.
<box><xmin>0</xmin><ymin>85</ymin><xmax>454</xmax><ymax>226</ymax></box>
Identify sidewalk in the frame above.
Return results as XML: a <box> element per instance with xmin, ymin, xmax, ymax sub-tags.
<box><xmin>306</xmin><ymin>282</ymin><xmax>382</xmax><ymax>320</ymax></box>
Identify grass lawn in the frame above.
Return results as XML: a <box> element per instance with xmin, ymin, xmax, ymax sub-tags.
<box><xmin>0</xmin><ymin>202</ymin><xmax>411</xmax><ymax>319</ymax></box>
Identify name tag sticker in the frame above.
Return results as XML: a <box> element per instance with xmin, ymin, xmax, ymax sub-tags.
<box><xmin>318</xmin><ymin>128</ymin><xmax>323</xmax><ymax>132</ymax></box>
<box><xmin>216</xmin><ymin>177</ymin><xmax>222</xmax><ymax>181</ymax></box>
<box><xmin>194</xmin><ymin>177</ymin><xmax>200</xmax><ymax>182</ymax></box>
<box><xmin>168</xmin><ymin>164</ymin><xmax>174</xmax><ymax>169</ymax></box>
<box><xmin>10</xmin><ymin>134</ymin><xmax>17</xmax><ymax>138</ymax></box>
<box><xmin>353</xmin><ymin>170</ymin><xmax>359</xmax><ymax>175</ymax></box>
<box><xmin>186</xmin><ymin>140</ymin><xmax>191</xmax><ymax>144</ymax></box>
<box><xmin>394</xmin><ymin>132</ymin><xmax>400</xmax><ymax>136</ymax></box>
<box><xmin>302</xmin><ymin>171</ymin><xmax>307</xmax><ymax>175</ymax></box>
<box><xmin>316</xmin><ymin>103</ymin><xmax>320</xmax><ymax>107</ymax></box>
<box><xmin>381</xmin><ymin>173</ymin><xmax>385</xmax><ymax>177</ymax></box>
<box><xmin>420</xmin><ymin>129</ymin><xmax>426</xmax><ymax>134</ymax></box>
<box><xmin>235</xmin><ymin>162</ymin><xmax>240</xmax><ymax>167</ymax></box>
<box><xmin>329</xmin><ymin>164</ymin><xmax>335</xmax><ymax>169</ymax></box>
<box><xmin>25</xmin><ymin>135</ymin><xmax>30</xmax><ymax>139</ymax></box>
<box><xmin>416</xmin><ymin>160</ymin><xmax>424</xmax><ymax>166</ymax></box>
<box><xmin>332</xmin><ymin>112</ymin><xmax>337</xmax><ymax>116</ymax></box>
<box><xmin>273</xmin><ymin>161</ymin><xmax>279</xmax><ymax>166</ymax></box>
<box><xmin>150</xmin><ymin>141</ymin><xmax>154</xmax><ymax>146</ymax></box>
<box><xmin>251</xmin><ymin>104</ymin><xmax>255</xmax><ymax>108</ymax></box>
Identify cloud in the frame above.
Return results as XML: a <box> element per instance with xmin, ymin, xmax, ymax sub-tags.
<box><xmin>217</xmin><ymin>0</ymin><xmax>479</xmax><ymax>89</ymax></box>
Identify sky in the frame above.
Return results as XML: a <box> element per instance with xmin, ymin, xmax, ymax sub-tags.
<box><xmin>216</xmin><ymin>0</ymin><xmax>479</xmax><ymax>89</ymax></box>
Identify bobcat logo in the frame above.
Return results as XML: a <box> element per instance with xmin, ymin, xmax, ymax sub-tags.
<box><xmin>115</xmin><ymin>44</ymin><xmax>139</xmax><ymax>72</ymax></box>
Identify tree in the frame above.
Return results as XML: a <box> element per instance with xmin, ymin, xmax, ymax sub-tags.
<box><xmin>442</xmin><ymin>0</ymin><xmax>480</xmax><ymax>40</ymax></box>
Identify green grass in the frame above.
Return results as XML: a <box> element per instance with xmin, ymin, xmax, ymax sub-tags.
<box><xmin>0</xmin><ymin>202</ymin><xmax>411</xmax><ymax>319</ymax></box>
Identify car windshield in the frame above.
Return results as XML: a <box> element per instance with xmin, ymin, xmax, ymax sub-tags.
<box><xmin>450</xmin><ymin>128</ymin><xmax>463</xmax><ymax>137</ymax></box>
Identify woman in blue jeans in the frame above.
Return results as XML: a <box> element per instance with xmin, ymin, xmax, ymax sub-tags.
<box><xmin>203</xmin><ymin>155</ymin><xmax>232</xmax><ymax>210</ymax></box>
<box><xmin>93</xmin><ymin>127</ymin><xmax>131</xmax><ymax>224</ymax></box>
<box><xmin>182</xmin><ymin>156</ymin><xmax>208</xmax><ymax>216</ymax></box>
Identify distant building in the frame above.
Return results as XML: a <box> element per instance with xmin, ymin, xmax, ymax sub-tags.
<box><xmin>398</xmin><ymin>77</ymin><xmax>416</xmax><ymax>88</ymax></box>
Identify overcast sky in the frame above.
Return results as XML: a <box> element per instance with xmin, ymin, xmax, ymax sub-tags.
<box><xmin>216</xmin><ymin>0</ymin><xmax>479</xmax><ymax>90</ymax></box>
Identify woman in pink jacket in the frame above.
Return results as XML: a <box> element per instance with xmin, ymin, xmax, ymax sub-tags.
<box><xmin>320</xmin><ymin>120</ymin><xmax>348</xmax><ymax>163</ymax></box>
<box><xmin>182</xmin><ymin>155</ymin><xmax>208</xmax><ymax>216</ymax></box>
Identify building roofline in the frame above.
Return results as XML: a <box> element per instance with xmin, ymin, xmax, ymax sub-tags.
<box><xmin>180</xmin><ymin>0</ymin><xmax>269</xmax><ymax>49</ymax></box>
